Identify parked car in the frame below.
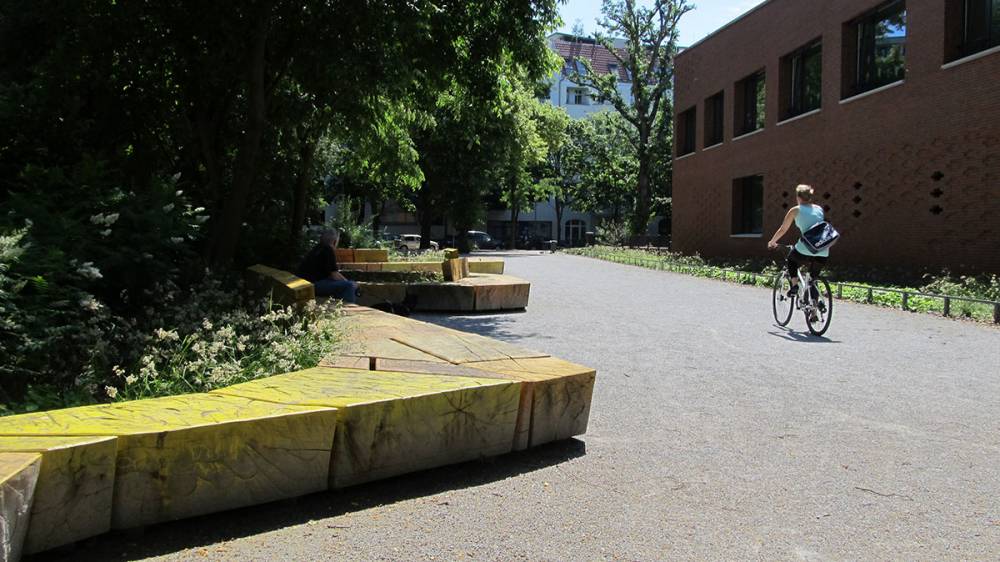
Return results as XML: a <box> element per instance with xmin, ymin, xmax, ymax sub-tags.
<box><xmin>395</xmin><ymin>234</ymin><xmax>439</xmax><ymax>253</ymax></box>
<box><xmin>440</xmin><ymin>231</ymin><xmax>503</xmax><ymax>250</ymax></box>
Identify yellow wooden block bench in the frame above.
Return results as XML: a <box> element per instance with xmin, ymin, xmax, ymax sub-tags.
<box><xmin>0</xmin><ymin>436</ymin><xmax>117</xmax><ymax>554</ymax></box>
<box><xmin>0</xmin><ymin>395</ymin><xmax>337</xmax><ymax>530</ymax></box>
<box><xmin>245</xmin><ymin>264</ymin><xmax>315</xmax><ymax>306</ymax></box>
<box><xmin>0</xmin><ymin>453</ymin><xmax>40</xmax><ymax>562</ymax></box>
<box><xmin>212</xmin><ymin>367</ymin><xmax>520</xmax><ymax>489</ymax></box>
<box><xmin>330</xmin><ymin>307</ymin><xmax>596</xmax><ymax>451</ymax></box>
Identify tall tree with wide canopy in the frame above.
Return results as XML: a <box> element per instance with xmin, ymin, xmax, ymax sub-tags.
<box><xmin>567</xmin><ymin>0</ymin><xmax>692</xmax><ymax>236</ymax></box>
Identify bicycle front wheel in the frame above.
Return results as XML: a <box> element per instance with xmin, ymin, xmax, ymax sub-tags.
<box><xmin>806</xmin><ymin>278</ymin><xmax>833</xmax><ymax>336</ymax></box>
<box><xmin>772</xmin><ymin>273</ymin><xmax>795</xmax><ymax>326</ymax></box>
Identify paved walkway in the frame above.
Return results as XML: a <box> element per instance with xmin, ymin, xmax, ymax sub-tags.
<box><xmin>44</xmin><ymin>252</ymin><xmax>1000</xmax><ymax>561</ymax></box>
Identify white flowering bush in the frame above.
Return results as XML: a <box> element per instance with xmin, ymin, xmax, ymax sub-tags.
<box><xmin>94</xmin><ymin>295</ymin><xmax>343</xmax><ymax>402</ymax></box>
<box><xmin>1</xmin><ymin>214</ymin><xmax>343</xmax><ymax>413</ymax></box>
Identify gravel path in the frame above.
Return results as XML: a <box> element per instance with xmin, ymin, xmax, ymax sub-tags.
<box><xmin>39</xmin><ymin>252</ymin><xmax>1000</xmax><ymax>561</ymax></box>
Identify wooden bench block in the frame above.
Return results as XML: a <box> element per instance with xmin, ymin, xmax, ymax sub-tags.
<box><xmin>0</xmin><ymin>436</ymin><xmax>117</xmax><ymax>554</ymax></box>
<box><xmin>467</xmin><ymin>358</ymin><xmax>596</xmax><ymax>450</ymax></box>
<box><xmin>443</xmin><ymin>248</ymin><xmax>461</xmax><ymax>260</ymax></box>
<box><xmin>356</xmin><ymin>282</ymin><xmax>407</xmax><ymax>307</ymax></box>
<box><xmin>442</xmin><ymin>258</ymin><xmax>464</xmax><ymax>282</ymax></box>
<box><xmin>466</xmin><ymin>275</ymin><xmax>530</xmax><ymax>311</ymax></box>
<box><xmin>353</xmin><ymin>249</ymin><xmax>389</xmax><ymax>263</ymax></box>
<box><xmin>468</xmin><ymin>259</ymin><xmax>505</xmax><ymax>274</ymax></box>
<box><xmin>340</xmin><ymin>262</ymin><xmax>382</xmax><ymax>272</ymax></box>
<box><xmin>245</xmin><ymin>264</ymin><xmax>315</xmax><ymax>306</ymax></box>
<box><xmin>0</xmin><ymin>395</ymin><xmax>337</xmax><ymax>530</ymax></box>
<box><xmin>379</xmin><ymin>262</ymin><xmax>441</xmax><ymax>273</ymax></box>
<box><xmin>392</xmin><ymin>332</ymin><xmax>547</xmax><ymax>365</ymax></box>
<box><xmin>212</xmin><ymin>368</ymin><xmax>520</xmax><ymax>489</ymax></box>
<box><xmin>0</xmin><ymin>453</ymin><xmax>40</xmax><ymax>562</ymax></box>
<box><xmin>406</xmin><ymin>283</ymin><xmax>476</xmax><ymax>312</ymax></box>
<box><xmin>334</xmin><ymin>248</ymin><xmax>355</xmax><ymax>263</ymax></box>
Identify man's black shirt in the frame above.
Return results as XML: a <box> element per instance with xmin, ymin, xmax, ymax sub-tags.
<box><xmin>297</xmin><ymin>244</ymin><xmax>338</xmax><ymax>282</ymax></box>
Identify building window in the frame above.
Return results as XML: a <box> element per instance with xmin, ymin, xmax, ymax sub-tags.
<box><xmin>568</xmin><ymin>88</ymin><xmax>588</xmax><ymax>105</ymax></box>
<box><xmin>608</xmin><ymin>63</ymin><xmax>618</xmax><ymax>76</ymax></box>
<box><xmin>734</xmin><ymin>70</ymin><xmax>766</xmax><ymax>136</ymax></box>
<box><xmin>677</xmin><ymin>106</ymin><xmax>696</xmax><ymax>156</ymax></box>
<box><xmin>781</xmin><ymin>40</ymin><xmax>822</xmax><ymax>119</ymax></box>
<box><xmin>732</xmin><ymin>175</ymin><xmax>764</xmax><ymax>235</ymax></box>
<box><xmin>564</xmin><ymin>220</ymin><xmax>586</xmax><ymax>245</ymax></box>
<box><xmin>704</xmin><ymin>91</ymin><xmax>724</xmax><ymax>147</ymax></box>
<box><xmin>948</xmin><ymin>0</ymin><xmax>1000</xmax><ymax>59</ymax></box>
<box><xmin>844</xmin><ymin>1</ymin><xmax>907</xmax><ymax>98</ymax></box>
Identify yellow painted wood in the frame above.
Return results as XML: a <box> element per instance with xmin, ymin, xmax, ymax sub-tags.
<box><xmin>0</xmin><ymin>453</ymin><xmax>40</xmax><ymax>562</ymax></box>
<box><xmin>379</xmin><ymin>262</ymin><xmax>435</xmax><ymax>273</ymax></box>
<box><xmin>468</xmin><ymin>358</ymin><xmax>596</xmax><ymax>450</ymax></box>
<box><xmin>212</xmin><ymin>368</ymin><xmax>520</xmax><ymax>488</ymax></box>
<box><xmin>0</xmin><ymin>395</ymin><xmax>338</xmax><ymax>529</ymax></box>
<box><xmin>467</xmin><ymin>259</ymin><xmax>505</xmax><ymax>274</ymax></box>
<box><xmin>335</xmin><ymin>248</ymin><xmax>355</xmax><ymax>263</ymax></box>
<box><xmin>392</xmin><ymin>331</ymin><xmax>548</xmax><ymax>365</ymax></box>
<box><xmin>0</xmin><ymin>436</ymin><xmax>116</xmax><ymax>553</ymax></box>
<box><xmin>353</xmin><ymin>249</ymin><xmax>389</xmax><ymax>263</ymax></box>
<box><xmin>356</xmin><ymin>283</ymin><xmax>407</xmax><ymax>307</ymax></box>
<box><xmin>245</xmin><ymin>264</ymin><xmax>315</xmax><ymax>306</ymax></box>
<box><xmin>465</xmin><ymin>275</ymin><xmax>530</xmax><ymax>310</ymax></box>
<box><xmin>443</xmin><ymin>248</ymin><xmax>460</xmax><ymax>259</ymax></box>
<box><xmin>442</xmin><ymin>258</ymin><xmax>464</xmax><ymax>282</ymax></box>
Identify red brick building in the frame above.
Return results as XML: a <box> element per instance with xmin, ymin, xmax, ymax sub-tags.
<box><xmin>672</xmin><ymin>0</ymin><xmax>1000</xmax><ymax>273</ymax></box>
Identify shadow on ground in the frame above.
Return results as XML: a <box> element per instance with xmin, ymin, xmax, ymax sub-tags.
<box><xmin>30</xmin><ymin>439</ymin><xmax>586</xmax><ymax>561</ymax></box>
<box><xmin>414</xmin><ymin>312</ymin><xmax>555</xmax><ymax>346</ymax></box>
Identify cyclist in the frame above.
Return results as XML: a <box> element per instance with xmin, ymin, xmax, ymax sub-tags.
<box><xmin>767</xmin><ymin>184</ymin><xmax>829</xmax><ymax>316</ymax></box>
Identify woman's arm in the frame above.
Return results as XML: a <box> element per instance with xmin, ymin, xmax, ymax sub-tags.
<box><xmin>768</xmin><ymin>207</ymin><xmax>798</xmax><ymax>249</ymax></box>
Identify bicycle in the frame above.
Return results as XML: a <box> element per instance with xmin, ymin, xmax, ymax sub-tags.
<box><xmin>771</xmin><ymin>246</ymin><xmax>833</xmax><ymax>336</ymax></box>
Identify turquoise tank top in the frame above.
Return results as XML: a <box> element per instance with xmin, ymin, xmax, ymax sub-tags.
<box><xmin>794</xmin><ymin>204</ymin><xmax>829</xmax><ymax>257</ymax></box>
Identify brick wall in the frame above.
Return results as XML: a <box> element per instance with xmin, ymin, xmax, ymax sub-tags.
<box><xmin>672</xmin><ymin>0</ymin><xmax>1000</xmax><ymax>273</ymax></box>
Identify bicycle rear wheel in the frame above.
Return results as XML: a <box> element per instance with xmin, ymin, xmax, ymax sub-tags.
<box><xmin>805</xmin><ymin>278</ymin><xmax>833</xmax><ymax>336</ymax></box>
<box><xmin>772</xmin><ymin>273</ymin><xmax>795</xmax><ymax>326</ymax></box>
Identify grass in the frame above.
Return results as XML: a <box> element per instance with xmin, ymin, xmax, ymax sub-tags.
<box><xmin>566</xmin><ymin>246</ymin><xmax>999</xmax><ymax>323</ymax></box>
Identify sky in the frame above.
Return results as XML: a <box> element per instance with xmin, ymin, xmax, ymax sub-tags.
<box><xmin>557</xmin><ymin>0</ymin><xmax>768</xmax><ymax>48</ymax></box>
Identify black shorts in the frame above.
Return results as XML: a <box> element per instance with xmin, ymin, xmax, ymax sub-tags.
<box><xmin>786</xmin><ymin>248</ymin><xmax>827</xmax><ymax>279</ymax></box>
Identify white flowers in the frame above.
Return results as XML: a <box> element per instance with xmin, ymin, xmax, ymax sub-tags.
<box><xmin>100</xmin><ymin>229</ymin><xmax>112</xmax><ymax>237</ymax></box>
<box><xmin>89</xmin><ymin>213</ymin><xmax>120</xmax><ymax>227</ymax></box>
<box><xmin>162</xmin><ymin>203</ymin><xmax>175</xmax><ymax>213</ymax></box>
<box><xmin>79</xmin><ymin>296</ymin><xmax>101</xmax><ymax>311</ymax></box>
<box><xmin>104</xmin><ymin>385</ymin><xmax>118</xmax><ymax>399</ymax></box>
<box><xmin>74</xmin><ymin>261</ymin><xmax>103</xmax><ymax>280</ymax></box>
<box><xmin>170</xmin><ymin>237</ymin><xmax>184</xmax><ymax>244</ymax></box>
<box><xmin>154</xmin><ymin>328</ymin><xmax>180</xmax><ymax>342</ymax></box>
<box><xmin>125</xmin><ymin>374</ymin><xmax>138</xmax><ymax>385</ymax></box>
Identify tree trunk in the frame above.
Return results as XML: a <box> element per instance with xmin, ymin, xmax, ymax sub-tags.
<box><xmin>555</xmin><ymin>197</ymin><xmax>565</xmax><ymax>244</ymax></box>
<box><xmin>509</xmin><ymin>206</ymin><xmax>520</xmax><ymax>250</ymax></box>
<box><xmin>632</xmin><ymin>131</ymin><xmax>652</xmax><ymax>236</ymax></box>
<box><xmin>208</xmin><ymin>18</ymin><xmax>270</xmax><ymax>267</ymax></box>
<box><xmin>288</xmin><ymin>138</ymin><xmax>318</xmax><ymax>262</ymax></box>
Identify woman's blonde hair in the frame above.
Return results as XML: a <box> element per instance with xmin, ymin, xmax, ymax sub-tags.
<box><xmin>796</xmin><ymin>184</ymin><xmax>815</xmax><ymax>202</ymax></box>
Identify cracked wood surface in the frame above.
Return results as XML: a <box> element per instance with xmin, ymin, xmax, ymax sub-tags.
<box><xmin>0</xmin><ymin>453</ymin><xmax>40</xmax><ymax>562</ymax></box>
<box><xmin>212</xmin><ymin>367</ymin><xmax>521</xmax><ymax>488</ymax></box>
<box><xmin>0</xmin><ymin>395</ymin><xmax>338</xmax><ymax>530</ymax></box>
<box><xmin>0</xmin><ymin>436</ymin><xmax>117</xmax><ymax>553</ymax></box>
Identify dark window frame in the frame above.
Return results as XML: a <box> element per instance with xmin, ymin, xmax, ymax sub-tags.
<box><xmin>735</xmin><ymin>70</ymin><xmax>766</xmax><ymax>136</ymax></box>
<box><xmin>677</xmin><ymin>106</ymin><xmax>697</xmax><ymax>156</ymax></box>
<box><xmin>704</xmin><ymin>91</ymin><xmax>725</xmax><ymax>147</ymax></box>
<box><xmin>960</xmin><ymin>0</ymin><xmax>1000</xmax><ymax>57</ymax></box>
<box><xmin>849</xmin><ymin>0</ymin><xmax>907</xmax><ymax>96</ymax></box>
<box><xmin>732</xmin><ymin>176</ymin><xmax>765</xmax><ymax>236</ymax></box>
<box><xmin>785</xmin><ymin>40</ymin><xmax>823</xmax><ymax>118</ymax></box>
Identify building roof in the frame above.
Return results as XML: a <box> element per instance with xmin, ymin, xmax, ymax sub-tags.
<box><xmin>676</xmin><ymin>0</ymin><xmax>776</xmax><ymax>58</ymax></box>
<box><xmin>550</xmin><ymin>37</ymin><xmax>630</xmax><ymax>82</ymax></box>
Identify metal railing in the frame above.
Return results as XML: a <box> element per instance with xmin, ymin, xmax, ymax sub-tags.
<box><xmin>572</xmin><ymin>251</ymin><xmax>1000</xmax><ymax>324</ymax></box>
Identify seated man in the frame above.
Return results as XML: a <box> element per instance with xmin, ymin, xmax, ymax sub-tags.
<box><xmin>297</xmin><ymin>230</ymin><xmax>357</xmax><ymax>303</ymax></box>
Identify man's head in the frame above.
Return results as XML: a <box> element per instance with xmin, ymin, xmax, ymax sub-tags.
<box><xmin>320</xmin><ymin>230</ymin><xmax>340</xmax><ymax>249</ymax></box>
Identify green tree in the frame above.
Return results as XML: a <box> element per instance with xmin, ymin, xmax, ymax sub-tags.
<box><xmin>567</xmin><ymin>0</ymin><xmax>692</xmax><ymax>236</ymax></box>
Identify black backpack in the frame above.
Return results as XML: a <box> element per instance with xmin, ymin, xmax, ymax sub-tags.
<box><xmin>800</xmin><ymin>221</ymin><xmax>840</xmax><ymax>253</ymax></box>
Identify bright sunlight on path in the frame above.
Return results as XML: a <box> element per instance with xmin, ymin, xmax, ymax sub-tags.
<box><xmin>40</xmin><ymin>252</ymin><xmax>1000</xmax><ymax>561</ymax></box>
